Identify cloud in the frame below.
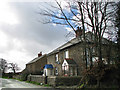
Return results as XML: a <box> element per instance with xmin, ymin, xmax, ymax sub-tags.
<box><xmin>0</xmin><ymin>2</ymin><xmax>68</xmax><ymax>70</ymax></box>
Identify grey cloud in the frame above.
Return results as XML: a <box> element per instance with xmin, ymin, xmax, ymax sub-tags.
<box><xmin>0</xmin><ymin>2</ymin><xmax>68</xmax><ymax>58</ymax></box>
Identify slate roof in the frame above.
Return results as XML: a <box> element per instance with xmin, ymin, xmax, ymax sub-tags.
<box><xmin>48</xmin><ymin>31</ymin><xmax>110</xmax><ymax>56</ymax></box>
<box><xmin>65</xmin><ymin>58</ymin><xmax>77</xmax><ymax>65</ymax></box>
<box><xmin>27</xmin><ymin>54</ymin><xmax>46</xmax><ymax>64</ymax></box>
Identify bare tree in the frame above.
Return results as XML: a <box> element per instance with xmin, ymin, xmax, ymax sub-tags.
<box><xmin>8</xmin><ymin>63</ymin><xmax>20</xmax><ymax>74</ymax></box>
<box><xmin>114</xmin><ymin>2</ymin><xmax>120</xmax><ymax>88</ymax></box>
<box><xmin>115</xmin><ymin>2</ymin><xmax>120</xmax><ymax>62</ymax></box>
<box><xmin>39</xmin><ymin>1</ymin><xmax>116</xmax><ymax>68</ymax></box>
<box><xmin>0</xmin><ymin>58</ymin><xmax>8</xmax><ymax>74</ymax></box>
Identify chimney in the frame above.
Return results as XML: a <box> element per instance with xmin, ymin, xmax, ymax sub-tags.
<box><xmin>38</xmin><ymin>52</ymin><xmax>42</xmax><ymax>57</ymax></box>
<box><xmin>75</xmin><ymin>27</ymin><xmax>83</xmax><ymax>38</ymax></box>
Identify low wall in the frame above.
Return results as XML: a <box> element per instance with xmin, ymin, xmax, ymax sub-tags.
<box><xmin>13</xmin><ymin>75</ymin><xmax>22</xmax><ymax>80</ymax></box>
<box><xmin>27</xmin><ymin>75</ymin><xmax>82</xmax><ymax>86</ymax></box>
<box><xmin>27</xmin><ymin>75</ymin><xmax>45</xmax><ymax>84</ymax></box>
<box><xmin>3</xmin><ymin>73</ymin><xmax>14</xmax><ymax>78</ymax></box>
<box><xmin>47</xmin><ymin>76</ymin><xmax>56</xmax><ymax>86</ymax></box>
<box><xmin>48</xmin><ymin>76</ymin><xmax>82</xmax><ymax>86</ymax></box>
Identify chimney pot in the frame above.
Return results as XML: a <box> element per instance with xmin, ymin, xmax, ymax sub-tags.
<box><xmin>77</xmin><ymin>26</ymin><xmax>79</xmax><ymax>30</ymax></box>
<box><xmin>75</xmin><ymin>26</ymin><xmax>83</xmax><ymax>38</ymax></box>
<box><xmin>38</xmin><ymin>52</ymin><xmax>42</xmax><ymax>57</ymax></box>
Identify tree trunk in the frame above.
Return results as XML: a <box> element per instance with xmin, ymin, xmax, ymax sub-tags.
<box><xmin>97</xmin><ymin>79</ymin><xmax>100</xmax><ymax>88</ymax></box>
<box><xmin>13</xmin><ymin>69</ymin><xmax>16</xmax><ymax>74</ymax></box>
<box><xmin>90</xmin><ymin>48</ymin><xmax>93</xmax><ymax>69</ymax></box>
<box><xmin>117</xmin><ymin>29</ymin><xmax>120</xmax><ymax>62</ymax></box>
<box><xmin>78</xmin><ymin>2</ymin><xmax>88</xmax><ymax>69</ymax></box>
<box><xmin>107</xmin><ymin>41</ymin><xmax>112</xmax><ymax>65</ymax></box>
<box><xmin>98</xmin><ymin>37</ymin><xmax>103</xmax><ymax>67</ymax></box>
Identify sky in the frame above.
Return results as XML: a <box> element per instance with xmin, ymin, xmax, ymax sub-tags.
<box><xmin>0</xmin><ymin>0</ymin><xmax>71</xmax><ymax>71</ymax></box>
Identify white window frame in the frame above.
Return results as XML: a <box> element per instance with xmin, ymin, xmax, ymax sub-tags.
<box><xmin>55</xmin><ymin>54</ymin><xmax>59</xmax><ymax>62</ymax></box>
<box><xmin>65</xmin><ymin>50</ymin><xmax>69</xmax><ymax>58</ymax></box>
<box><xmin>92</xmin><ymin>47</ymin><xmax>95</xmax><ymax>53</ymax></box>
<box><xmin>55</xmin><ymin>67</ymin><xmax>58</xmax><ymax>75</ymax></box>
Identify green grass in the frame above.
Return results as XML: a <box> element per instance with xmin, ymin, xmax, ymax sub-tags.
<box><xmin>26</xmin><ymin>81</ymin><xmax>40</xmax><ymax>85</ymax></box>
<box><xmin>43</xmin><ymin>84</ymin><xmax>51</xmax><ymax>87</ymax></box>
<box><xmin>2</xmin><ymin>76</ymin><xmax>13</xmax><ymax>79</ymax></box>
<box><xmin>14</xmin><ymin>78</ymin><xmax>23</xmax><ymax>81</ymax></box>
<box><xmin>2</xmin><ymin>77</ymin><xmax>51</xmax><ymax>87</ymax></box>
<box><xmin>25</xmin><ymin>81</ymin><xmax>51</xmax><ymax>87</ymax></box>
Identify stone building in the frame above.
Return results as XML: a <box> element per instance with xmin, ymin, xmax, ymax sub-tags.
<box><xmin>25</xmin><ymin>52</ymin><xmax>47</xmax><ymax>75</ymax></box>
<box><xmin>23</xmin><ymin>27</ymin><xmax>117</xmax><ymax>77</ymax></box>
<box><xmin>46</xmin><ymin>27</ymin><xmax>117</xmax><ymax>76</ymax></box>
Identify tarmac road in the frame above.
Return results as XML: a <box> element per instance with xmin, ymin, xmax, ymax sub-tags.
<box><xmin>0</xmin><ymin>78</ymin><xmax>74</xmax><ymax>90</ymax></box>
<box><xmin>1</xmin><ymin>78</ymin><xmax>54</xmax><ymax>90</ymax></box>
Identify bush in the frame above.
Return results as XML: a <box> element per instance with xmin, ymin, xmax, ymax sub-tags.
<box><xmin>80</xmin><ymin>63</ymin><xmax>120</xmax><ymax>88</ymax></box>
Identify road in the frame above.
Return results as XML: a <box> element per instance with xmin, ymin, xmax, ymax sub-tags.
<box><xmin>0</xmin><ymin>78</ymin><xmax>74</xmax><ymax>90</ymax></box>
<box><xmin>1</xmin><ymin>78</ymin><xmax>54</xmax><ymax>90</ymax></box>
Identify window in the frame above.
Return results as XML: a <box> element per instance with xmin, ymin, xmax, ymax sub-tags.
<box><xmin>55</xmin><ymin>67</ymin><xmax>58</xmax><ymax>75</ymax></box>
<box><xmin>65</xmin><ymin>50</ymin><xmax>69</xmax><ymax>58</ymax></box>
<box><xmin>92</xmin><ymin>47</ymin><xmax>95</xmax><ymax>53</ymax></box>
<box><xmin>92</xmin><ymin>57</ymin><xmax>98</xmax><ymax>62</ymax></box>
<box><xmin>55</xmin><ymin>54</ymin><xmax>59</xmax><ymax>62</ymax></box>
<box><xmin>86</xmin><ymin>48</ymin><xmax>90</xmax><ymax>66</ymax></box>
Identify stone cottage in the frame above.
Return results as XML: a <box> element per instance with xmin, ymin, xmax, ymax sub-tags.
<box><xmin>46</xmin><ymin>27</ymin><xmax>117</xmax><ymax>76</ymax></box>
<box><xmin>26</xmin><ymin>52</ymin><xmax>47</xmax><ymax>75</ymax></box>
<box><xmin>23</xmin><ymin>27</ymin><xmax>117</xmax><ymax>77</ymax></box>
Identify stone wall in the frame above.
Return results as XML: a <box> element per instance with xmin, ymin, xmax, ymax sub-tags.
<box><xmin>48</xmin><ymin>76</ymin><xmax>82</xmax><ymax>86</ymax></box>
<box><xmin>13</xmin><ymin>75</ymin><xmax>22</xmax><ymax>80</ymax></box>
<box><xmin>26</xmin><ymin>75</ymin><xmax>82</xmax><ymax>86</ymax></box>
<box><xmin>47</xmin><ymin>76</ymin><xmax>56</xmax><ymax>86</ymax></box>
<box><xmin>27</xmin><ymin>75</ymin><xmax>45</xmax><ymax>84</ymax></box>
<box><xmin>3</xmin><ymin>73</ymin><xmax>14</xmax><ymax>78</ymax></box>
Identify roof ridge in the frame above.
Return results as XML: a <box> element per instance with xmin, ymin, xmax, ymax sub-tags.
<box><xmin>27</xmin><ymin>54</ymin><xmax>46</xmax><ymax>64</ymax></box>
<box><xmin>47</xmin><ymin>31</ymin><xmax>114</xmax><ymax>56</ymax></box>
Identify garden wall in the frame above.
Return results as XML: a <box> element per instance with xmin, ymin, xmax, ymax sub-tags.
<box><xmin>48</xmin><ymin>76</ymin><xmax>82</xmax><ymax>86</ymax></box>
<box><xmin>13</xmin><ymin>75</ymin><xmax>22</xmax><ymax>80</ymax></box>
<box><xmin>27</xmin><ymin>75</ymin><xmax>82</xmax><ymax>86</ymax></box>
<box><xmin>27</xmin><ymin>75</ymin><xmax>45</xmax><ymax>84</ymax></box>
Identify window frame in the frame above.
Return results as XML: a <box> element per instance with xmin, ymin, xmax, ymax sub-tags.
<box><xmin>55</xmin><ymin>67</ymin><xmax>58</xmax><ymax>75</ymax></box>
<box><xmin>65</xmin><ymin>50</ymin><xmax>69</xmax><ymax>58</ymax></box>
<box><xmin>55</xmin><ymin>53</ymin><xmax>59</xmax><ymax>62</ymax></box>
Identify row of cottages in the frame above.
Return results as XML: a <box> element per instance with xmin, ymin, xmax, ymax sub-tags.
<box><xmin>24</xmin><ymin>27</ymin><xmax>117</xmax><ymax>77</ymax></box>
